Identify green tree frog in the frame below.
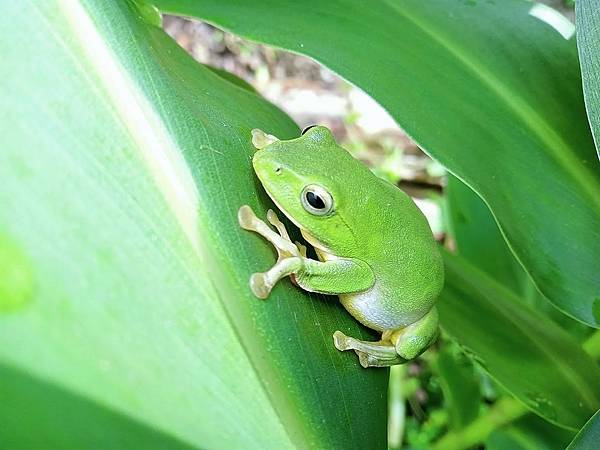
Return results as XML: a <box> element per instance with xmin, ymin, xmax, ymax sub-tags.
<box><xmin>238</xmin><ymin>126</ymin><xmax>444</xmax><ymax>368</ymax></box>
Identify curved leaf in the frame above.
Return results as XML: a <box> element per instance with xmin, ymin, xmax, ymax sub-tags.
<box><xmin>439</xmin><ymin>251</ymin><xmax>600</xmax><ymax>429</ymax></box>
<box><xmin>486</xmin><ymin>415</ymin><xmax>574</xmax><ymax>450</ymax></box>
<box><xmin>577</xmin><ymin>0</ymin><xmax>600</xmax><ymax>159</ymax></box>
<box><xmin>445</xmin><ymin>176</ymin><xmax>525</xmax><ymax>291</ymax></box>
<box><xmin>567</xmin><ymin>409</ymin><xmax>600</xmax><ymax>450</ymax></box>
<box><xmin>446</xmin><ymin>176</ymin><xmax>590</xmax><ymax>340</ymax></box>
<box><xmin>435</xmin><ymin>344</ymin><xmax>481</xmax><ymax>431</ymax></box>
<box><xmin>153</xmin><ymin>0</ymin><xmax>600</xmax><ymax>326</ymax></box>
<box><xmin>0</xmin><ymin>1</ymin><xmax>387</xmax><ymax>448</ymax></box>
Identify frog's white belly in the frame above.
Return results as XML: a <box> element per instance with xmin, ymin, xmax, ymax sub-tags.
<box><xmin>340</xmin><ymin>282</ymin><xmax>426</xmax><ymax>332</ymax></box>
<box><xmin>301</xmin><ymin>230</ymin><xmax>426</xmax><ymax>332</ymax></box>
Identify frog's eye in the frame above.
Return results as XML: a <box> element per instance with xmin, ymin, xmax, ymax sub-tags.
<box><xmin>301</xmin><ymin>125</ymin><xmax>317</xmax><ymax>135</ymax></box>
<box><xmin>301</xmin><ymin>184</ymin><xmax>333</xmax><ymax>216</ymax></box>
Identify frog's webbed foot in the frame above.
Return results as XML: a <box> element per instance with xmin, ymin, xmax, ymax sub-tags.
<box><xmin>333</xmin><ymin>331</ymin><xmax>406</xmax><ymax>368</ymax></box>
<box><xmin>239</xmin><ymin>205</ymin><xmax>306</xmax><ymax>298</ymax></box>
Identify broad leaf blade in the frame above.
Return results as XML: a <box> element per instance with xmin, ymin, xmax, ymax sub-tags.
<box><xmin>154</xmin><ymin>0</ymin><xmax>600</xmax><ymax>326</ymax></box>
<box><xmin>435</xmin><ymin>344</ymin><xmax>481</xmax><ymax>431</ymax></box>
<box><xmin>0</xmin><ymin>1</ymin><xmax>387</xmax><ymax>448</ymax></box>
<box><xmin>439</xmin><ymin>251</ymin><xmax>600</xmax><ymax>430</ymax></box>
<box><xmin>446</xmin><ymin>176</ymin><xmax>590</xmax><ymax>340</ymax></box>
<box><xmin>577</xmin><ymin>0</ymin><xmax>600</xmax><ymax>159</ymax></box>
<box><xmin>445</xmin><ymin>176</ymin><xmax>524</xmax><ymax>291</ymax></box>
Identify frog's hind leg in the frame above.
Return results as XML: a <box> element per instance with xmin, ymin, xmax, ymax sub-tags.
<box><xmin>389</xmin><ymin>307</ymin><xmax>439</xmax><ymax>360</ymax></box>
<box><xmin>333</xmin><ymin>331</ymin><xmax>403</xmax><ymax>368</ymax></box>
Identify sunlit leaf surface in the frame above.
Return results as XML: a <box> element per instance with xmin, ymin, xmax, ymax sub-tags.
<box><xmin>0</xmin><ymin>1</ymin><xmax>387</xmax><ymax>448</ymax></box>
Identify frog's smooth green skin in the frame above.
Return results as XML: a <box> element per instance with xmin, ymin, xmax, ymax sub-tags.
<box><xmin>239</xmin><ymin>127</ymin><xmax>444</xmax><ymax>368</ymax></box>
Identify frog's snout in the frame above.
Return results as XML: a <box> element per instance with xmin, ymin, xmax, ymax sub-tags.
<box><xmin>252</xmin><ymin>148</ymin><xmax>282</xmax><ymax>179</ymax></box>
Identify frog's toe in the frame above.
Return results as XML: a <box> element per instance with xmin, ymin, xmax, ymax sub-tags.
<box><xmin>294</xmin><ymin>241</ymin><xmax>307</xmax><ymax>258</ymax></box>
<box><xmin>356</xmin><ymin>351</ymin><xmax>370</xmax><ymax>369</ymax></box>
<box><xmin>333</xmin><ymin>330</ymin><xmax>351</xmax><ymax>351</ymax></box>
<box><xmin>251</xmin><ymin>129</ymin><xmax>279</xmax><ymax>150</ymax></box>
<box><xmin>357</xmin><ymin>351</ymin><xmax>406</xmax><ymax>368</ymax></box>
<box><xmin>238</xmin><ymin>205</ymin><xmax>257</xmax><ymax>230</ymax></box>
<box><xmin>266</xmin><ymin>209</ymin><xmax>279</xmax><ymax>224</ymax></box>
<box><xmin>250</xmin><ymin>272</ymin><xmax>271</xmax><ymax>299</ymax></box>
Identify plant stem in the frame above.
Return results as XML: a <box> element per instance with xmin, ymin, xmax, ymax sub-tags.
<box><xmin>388</xmin><ymin>365</ymin><xmax>407</xmax><ymax>450</ymax></box>
<box><xmin>431</xmin><ymin>330</ymin><xmax>600</xmax><ymax>450</ymax></box>
<box><xmin>431</xmin><ymin>397</ymin><xmax>527</xmax><ymax>450</ymax></box>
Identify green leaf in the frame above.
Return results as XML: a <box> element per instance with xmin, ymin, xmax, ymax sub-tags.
<box><xmin>435</xmin><ymin>343</ymin><xmax>481</xmax><ymax>431</ymax></box>
<box><xmin>153</xmin><ymin>0</ymin><xmax>600</xmax><ymax>326</ymax></box>
<box><xmin>0</xmin><ymin>1</ymin><xmax>387</xmax><ymax>448</ymax></box>
<box><xmin>567</xmin><ymin>409</ymin><xmax>600</xmax><ymax>450</ymax></box>
<box><xmin>446</xmin><ymin>176</ymin><xmax>591</xmax><ymax>340</ymax></box>
<box><xmin>577</xmin><ymin>0</ymin><xmax>600</xmax><ymax>159</ymax></box>
<box><xmin>439</xmin><ymin>250</ymin><xmax>600</xmax><ymax>430</ymax></box>
<box><xmin>486</xmin><ymin>415</ymin><xmax>574</xmax><ymax>450</ymax></box>
<box><xmin>445</xmin><ymin>176</ymin><xmax>524</xmax><ymax>291</ymax></box>
<box><xmin>0</xmin><ymin>364</ymin><xmax>194</xmax><ymax>450</ymax></box>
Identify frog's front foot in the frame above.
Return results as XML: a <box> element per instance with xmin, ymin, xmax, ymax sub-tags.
<box><xmin>239</xmin><ymin>205</ymin><xmax>305</xmax><ymax>299</ymax></box>
<box><xmin>238</xmin><ymin>205</ymin><xmax>301</xmax><ymax>258</ymax></box>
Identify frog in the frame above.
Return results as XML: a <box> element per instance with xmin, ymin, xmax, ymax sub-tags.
<box><xmin>238</xmin><ymin>126</ymin><xmax>444</xmax><ymax>368</ymax></box>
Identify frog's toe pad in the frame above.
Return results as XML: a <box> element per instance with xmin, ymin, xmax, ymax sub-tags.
<box><xmin>250</xmin><ymin>272</ymin><xmax>271</xmax><ymax>299</ymax></box>
<box><xmin>251</xmin><ymin>129</ymin><xmax>278</xmax><ymax>149</ymax></box>
<box><xmin>266</xmin><ymin>209</ymin><xmax>279</xmax><ymax>224</ymax></box>
<box><xmin>238</xmin><ymin>205</ymin><xmax>257</xmax><ymax>230</ymax></box>
<box><xmin>333</xmin><ymin>330</ymin><xmax>350</xmax><ymax>351</ymax></box>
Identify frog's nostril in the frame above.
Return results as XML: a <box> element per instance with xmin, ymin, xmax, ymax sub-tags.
<box><xmin>275</xmin><ymin>167</ymin><xmax>282</xmax><ymax>175</ymax></box>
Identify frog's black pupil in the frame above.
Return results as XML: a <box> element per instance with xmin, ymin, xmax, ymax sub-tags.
<box><xmin>301</xmin><ymin>125</ymin><xmax>317</xmax><ymax>135</ymax></box>
<box><xmin>306</xmin><ymin>191</ymin><xmax>325</xmax><ymax>209</ymax></box>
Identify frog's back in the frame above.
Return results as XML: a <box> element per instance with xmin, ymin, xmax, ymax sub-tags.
<box><xmin>340</xmin><ymin>178</ymin><xmax>444</xmax><ymax>332</ymax></box>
